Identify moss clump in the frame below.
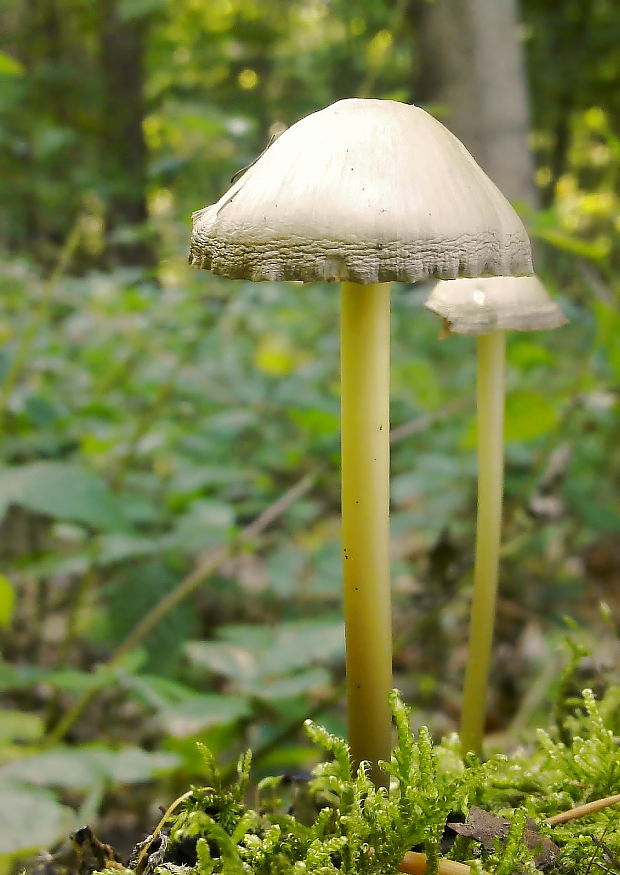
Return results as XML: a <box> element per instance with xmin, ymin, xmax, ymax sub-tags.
<box><xmin>103</xmin><ymin>688</ymin><xmax>620</xmax><ymax>875</ymax></box>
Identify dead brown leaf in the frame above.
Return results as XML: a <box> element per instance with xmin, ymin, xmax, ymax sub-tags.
<box><xmin>448</xmin><ymin>806</ymin><xmax>559</xmax><ymax>869</ymax></box>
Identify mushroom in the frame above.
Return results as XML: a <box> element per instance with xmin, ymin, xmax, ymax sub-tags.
<box><xmin>424</xmin><ymin>274</ymin><xmax>566</xmax><ymax>335</ymax></box>
<box><xmin>189</xmin><ymin>98</ymin><xmax>533</xmax><ymax>784</ymax></box>
<box><xmin>424</xmin><ymin>275</ymin><xmax>566</xmax><ymax>756</ymax></box>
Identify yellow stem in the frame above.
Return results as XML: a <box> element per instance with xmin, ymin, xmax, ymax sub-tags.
<box><xmin>134</xmin><ymin>789</ymin><xmax>197</xmax><ymax>873</ymax></box>
<box><xmin>400</xmin><ymin>852</ymin><xmax>491</xmax><ymax>875</ymax></box>
<box><xmin>340</xmin><ymin>281</ymin><xmax>392</xmax><ymax>785</ymax></box>
<box><xmin>460</xmin><ymin>330</ymin><xmax>506</xmax><ymax>757</ymax></box>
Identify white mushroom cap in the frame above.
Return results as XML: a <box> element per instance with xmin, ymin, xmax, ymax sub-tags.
<box><xmin>424</xmin><ymin>275</ymin><xmax>567</xmax><ymax>334</ymax></box>
<box><xmin>190</xmin><ymin>98</ymin><xmax>532</xmax><ymax>284</ymax></box>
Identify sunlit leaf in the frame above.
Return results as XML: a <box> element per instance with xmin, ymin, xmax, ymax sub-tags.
<box><xmin>0</xmin><ymin>576</ymin><xmax>15</xmax><ymax>628</ymax></box>
<box><xmin>0</xmin><ymin>51</ymin><xmax>24</xmax><ymax>77</ymax></box>
<box><xmin>254</xmin><ymin>334</ymin><xmax>299</xmax><ymax>376</ymax></box>
<box><xmin>0</xmin><ymin>710</ymin><xmax>43</xmax><ymax>744</ymax></box>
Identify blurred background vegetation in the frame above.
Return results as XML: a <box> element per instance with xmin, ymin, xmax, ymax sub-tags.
<box><xmin>0</xmin><ymin>0</ymin><xmax>619</xmax><ymax>869</ymax></box>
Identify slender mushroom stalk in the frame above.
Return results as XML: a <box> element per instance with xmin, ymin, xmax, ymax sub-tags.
<box><xmin>461</xmin><ymin>329</ymin><xmax>506</xmax><ymax>757</ymax></box>
<box><xmin>425</xmin><ymin>276</ymin><xmax>566</xmax><ymax>756</ymax></box>
<box><xmin>189</xmin><ymin>98</ymin><xmax>534</xmax><ymax>781</ymax></box>
<box><xmin>341</xmin><ymin>281</ymin><xmax>391</xmax><ymax>783</ymax></box>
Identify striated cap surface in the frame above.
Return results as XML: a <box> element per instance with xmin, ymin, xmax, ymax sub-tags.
<box><xmin>189</xmin><ymin>98</ymin><xmax>533</xmax><ymax>284</ymax></box>
<box><xmin>424</xmin><ymin>275</ymin><xmax>567</xmax><ymax>334</ymax></box>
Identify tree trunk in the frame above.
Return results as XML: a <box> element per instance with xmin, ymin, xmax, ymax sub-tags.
<box><xmin>99</xmin><ymin>0</ymin><xmax>154</xmax><ymax>267</ymax></box>
<box><xmin>413</xmin><ymin>0</ymin><xmax>537</xmax><ymax>207</ymax></box>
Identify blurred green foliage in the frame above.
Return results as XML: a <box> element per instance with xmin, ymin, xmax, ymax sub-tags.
<box><xmin>0</xmin><ymin>0</ymin><xmax>619</xmax><ymax>867</ymax></box>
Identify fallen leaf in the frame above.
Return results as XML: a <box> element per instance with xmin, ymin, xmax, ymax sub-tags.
<box><xmin>448</xmin><ymin>806</ymin><xmax>559</xmax><ymax>869</ymax></box>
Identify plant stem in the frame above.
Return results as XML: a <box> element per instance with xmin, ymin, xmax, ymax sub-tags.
<box><xmin>546</xmin><ymin>792</ymin><xmax>620</xmax><ymax>826</ymax></box>
<box><xmin>460</xmin><ymin>330</ymin><xmax>506</xmax><ymax>757</ymax></box>
<box><xmin>134</xmin><ymin>790</ymin><xmax>196</xmax><ymax>875</ymax></box>
<box><xmin>340</xmin><ymin>281</ymin><xmax>392</xmax><ymax>785</ymax></box>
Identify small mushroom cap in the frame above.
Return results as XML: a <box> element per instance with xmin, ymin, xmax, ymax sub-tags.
<box><xmin>424</xmin><ymin>275</ymin><xmax>567</xmax><ymax>335</ymax></box>
<box><xmin>190</xmin><ymin>98</ymin><xmax>532</xmax><ymax>284</ymax></box>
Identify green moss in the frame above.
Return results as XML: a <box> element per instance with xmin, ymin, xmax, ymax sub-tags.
<box><xmin>111</xmin><ymin>688</ymin><xmax>620</xmax><ymax>875</ymax></box>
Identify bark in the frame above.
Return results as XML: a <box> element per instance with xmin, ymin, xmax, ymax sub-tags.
<box><xmin>99</xmin><ymin>0</ymin><xmax>154</xmax><ymax>267</ymax></box>
<box><xmin>5</xmin><ymin>0</ymin><xmax>60</xmax><ymax>254</ymax></box>
<box><xmin>413</xmin><ymin>0</ymin><xmax>537</xmax><ymax>207</ymax></box>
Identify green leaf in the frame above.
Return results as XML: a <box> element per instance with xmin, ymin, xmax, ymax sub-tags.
<box><xmin>0</xmin><ymin>662</ymin><xmax>43</xmax><ymax>692</ymax></box>
<box><xmin>87</xmin><ymin>748</ymin><xmax>180</xmax><ymax>783</ymax></box>
<box><xmin>0</xmin><ymin>751</ymin><xmax>97</xmax><ymax>789</ymax></box>
<box><xmin>0</xmin><ymin>747</ymin><xmax>179</xmax><ymax>789</ymax></box>
<box><xmin>0</xmin><ymin>463</ymin><xmax>128</xmax><ymax>531</ymax></box>
<box><xmin>0</xmin><ymin>576</ymin><xmax>15</xmax><ymax>628</ymax></box>
<box><xmin>288</xmin><ymin>406</ymin><xmax>340</xmax><ymax>437</ymax></box>
<box><xmin>96</xmin><ymin>532</ymin><xmax>160</xmax><ymax>565</ymax></box>
<box><xmin>118</xmin><ymin>0</ymin><xmax>166</xmax><ymax>19</ymax></box>
<box><xmin>507</xmin><ymin>339</ymin><xmax>554</xmax><ymax>370</ymax></box>
<box><xmin>128</xmin><ymin>673</ymin><xmax>200</xmax><ymax>705</ymax></box>
<box><xmin>461</xmin><ymin>392</ymin><xmax>560</xmax><ymax>447</ymax></box>
<box><xmin>255</xmin><ymin>666</ymin><xmax>331</xmax><ymax>700</ymax></box>
<box><xmin>264</xmin><ymin>547</ymin><xmax>306</xmax><ymax>597</ymax></box>
<box><xmin>0</xmin><ymin>661</ymin><xmax>125</xmax><ymax>694</ymax></box>
<box><xmin>105</xmin><ymin>562</ymin><xmax>197</xmax><ymax>673</ymax></box>
<box><xmin>185</xmin><ymin>641</ymin><xmax>261</xmax><ymax>684</ymax></box>
<box><xmin>156</xmin><ymin>694</ymin><xmax>252</xmax><ymax>738</ymax></box>
<box><xmin>395</xmin><ymin>358</ymin><xmax>441</xmax><ymax>409</ymax></box>
<box><xmin>168</xmin><ymin>499</ymin><xmax>235</xmax><ymax>551</ymax></box>
<box><xmin>594</xmin><ymin>299</ymin><xmax>620</xmax><ymax>380</ymax></box>
<box><xmin>168</xmin><ymin>465</ymin><xmax>250</xmax><ymax>500</ymax></box>
<box><xmin>0</xmin><ymin>783</ymin><xmax>73</xmax><ymax>854</ymax></box>
<box><xmin>42</xmin><ymin>668</ymin><xmax>114</xmax><ymax>692</ymax></box>
<box><xmin>505</xmin><ymin>391</ymin><xmax>560</xmax><ymax>443</ymax></box>
<box><xmin>186</xmin><ymin>618</ymin><xmax>344</xmax><ymax>692</ymax></box>
<box><xmin>532</xmin><ymin>227</ymin><xmax>608</xmax><ymax>260</ymax></box>
<box><xmin>222</xmin><ymin>618</ymin><xmax>344</xmax><ymax>676</ymax></box>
